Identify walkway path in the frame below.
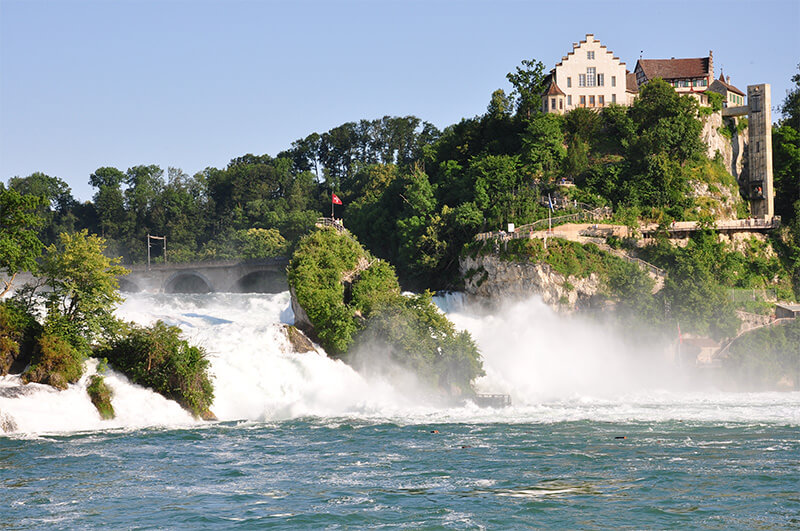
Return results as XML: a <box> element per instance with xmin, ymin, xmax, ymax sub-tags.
<box><xmin>527</xmin><ymin>224</ymin><xmax>667</xmax><ymax>290</ymax></box>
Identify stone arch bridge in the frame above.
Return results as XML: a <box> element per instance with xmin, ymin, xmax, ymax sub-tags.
<box><xmin>120</xmin><ymin>258</ymin><xmax>290</xmax><ymax>294</ymax></box>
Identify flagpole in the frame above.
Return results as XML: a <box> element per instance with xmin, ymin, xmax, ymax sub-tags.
<box><xmin>331</xmin><ymin>194</ymin><xmax>334</xmax><ymax>219</ymax></box>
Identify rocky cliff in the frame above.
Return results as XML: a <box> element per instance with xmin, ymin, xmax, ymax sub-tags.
<box><xmin>460</xmin><ymin>254</ymin><xmax>603</xmax><ymax>312</ymax></box>
<box><xmin>701</xmin><ymin>111</ymin><xmax>747</xmax><ymax>182</ymax></box>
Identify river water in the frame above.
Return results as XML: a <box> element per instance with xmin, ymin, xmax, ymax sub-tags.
<box><xmin>1</xmin><ymin>292</ymin><xmax>799</xmax><ymax>528</ymax></box>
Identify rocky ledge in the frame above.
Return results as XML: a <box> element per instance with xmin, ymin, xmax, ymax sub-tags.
<box><xmin>460</xmin><ymin>254</ymin><xmax>603</xmax><ymax>312</ymax></box>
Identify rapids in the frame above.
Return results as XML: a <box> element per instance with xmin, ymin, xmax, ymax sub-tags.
<box><xmin>1</xmin><ymin>292</ymin><xmax>798</xmax><ymax>435</ymax></box>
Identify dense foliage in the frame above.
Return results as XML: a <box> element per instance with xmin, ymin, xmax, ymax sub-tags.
<box><xmin>22</xmin><ymin>333</ymin><xmax>85</xmax><ymax>390</ymax></box>
<box><xmin>0</xmin><ymin>186</ymin><xmax>45</xmax><ymax>296</ymax></box>
<box><xmin>0</xmin><ymin>300</ymin><xmax>41</xmax><ymax>375</ymax></box>
<box><xmin>37</xmin><ymin>230</ymin><xmax>129</xmax><ymax>352</ymax></box>
<box><xmin>98</xmin><ymin>321</ymin><xmax>215</xmax><ymax>418</ymax></box>
<box><xmin>0</xmin><ymin>201</ymin><xmax>214</xmax><ymax>409</ymax></box>
<box><xmin>2</xmin><ymin>61</ymin><xmax>798</xmax><ymax>389</ymax></box>
<box><xmin>287</xmin><ymin>227</ymin><xmax>483</xmax><ymax>395</ymax></box>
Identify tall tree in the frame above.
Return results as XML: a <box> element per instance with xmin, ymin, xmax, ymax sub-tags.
<box><xmin>39</xmin><ymin>230</ymin><xmax>128</xmax><ymax>349</ymax></box>
<box><xmin>89</xmin><ymin>167</ymin><xmax>127</xmax><ymax>239</ymax></box>
<box><xmin>506</xmin><ymin>59</ymin><xmax>547</xmax><ymax>118</ymax></box>
<box><xmin>773</xmin><ymin>64</ymin><xmax>800</xmax><ymax>222</ymax></box>
<box><xmin>0</xmin><ymin>186</ymin><xmax>44</xmax><ymax>297</ymax></box>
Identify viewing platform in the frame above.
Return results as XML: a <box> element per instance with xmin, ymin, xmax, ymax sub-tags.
<box><xmin>473</xmin><ymin>394</ymin><xmax>512</xmax><ymax>408</ymax></box>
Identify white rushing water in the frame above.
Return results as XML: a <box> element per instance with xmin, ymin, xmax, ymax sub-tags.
<box><xmin>1</xmin><ymin>291</ymin><xmax>799</xmax><ymax>434</ymax></box>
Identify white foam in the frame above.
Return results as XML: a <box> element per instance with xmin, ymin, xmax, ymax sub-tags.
<box><xmin>2</xmin><ymin>291</ymin><xmax>798</xmax><ymax>435</ymax></box>
<box><xmin>0</xmin><ymin>359</ymin><xmax>195</xmax><ymax>434</ymax></box>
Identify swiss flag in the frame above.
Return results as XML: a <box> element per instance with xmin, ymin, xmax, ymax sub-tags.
<box><xmin>332</xmin><ymin>193</ymin><xmax>343</xmax><ymax>205</ymax></box>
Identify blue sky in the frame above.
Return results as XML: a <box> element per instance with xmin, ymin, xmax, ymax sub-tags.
<box><xmin>1</xmin><ymin>0</ymin><xmax>798</xmax><ymax>201</ymax></box>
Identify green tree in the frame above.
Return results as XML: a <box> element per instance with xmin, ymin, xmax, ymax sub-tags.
<box><xmin>521</xmin><ymin>113</ymin><xmax>566</xmax><ymax>178</ymax></box>
<box><xmin>506</xmin><ymin>58</ymin><xmax>547</xmax><ymax>118</ymax></box>
<box><xmin>89</xmin><ymin>166</ymin><xmax>127</xmax><ymax>240</ymax></box>
<box><xmin>9</xmin><ymin>172</ymin><xmax>79</xmax><ymax>244</ymax></box>
<box><xmin>0</xmin><ymin>186</ymin><xmax>44</xmax><ymax>297</ymax></box>
<box><xmin>773</xmin><ymin>65</ymin><xmax>800</xmax><ymax>222</ymax></box>
<box><xmin>628</xmin><ymin>78</ymin><xmax>704</xmax><ymax>164</ymax></box>
<box><xmin>234</xmin><ymin>228</ymin><xmax>288</xmax><ymax>258</ymax></box>
<box><xmin>781</xmin><ymin>64</ymin><xmax>800</xmax><ymax>132</ymax></box>
<box><xmin>39</xmin><ymin>230</ymin><xmax>129</xmax><ymax>350</ymax></box>
<box><xmin>487</xmin><ymin>88</ymin><xmax>512</xmax><ymax>119</ymax></box>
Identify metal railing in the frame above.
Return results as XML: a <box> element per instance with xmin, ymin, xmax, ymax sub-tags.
<box><xmin>641</xmin><ymin>216</ymin><xmax>781</xmax><ymax>234</ymax></box>
<box><xmin>316</xmin><ymin>217</ymin><xmax>347</xmax><ymax>232</ymax></box>
<box><xmin>727</xmin><ymin>288</ymin><xmax>777</xmax><ymax>302</ymax></box>
<box><xmin>475</xmin><ymin>207</ymin><xmax>612</xmax><ymax>241</ymax></box>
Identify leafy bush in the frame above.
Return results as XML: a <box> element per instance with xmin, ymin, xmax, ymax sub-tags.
<box><xmin>98</xmin><ymin>321</ymin><xmax>214</xmax><ymax>418</ymax></box>
<box><xmin>0</xmin><ymin>300</ymin><xmax>41</xmax><ymax>375</ymax></box>
<box><xmin>288</xmin><ymin>228</ymin><xmax>366</xmax><ymax>355</ymax></box>
<box><xmin>706</xmin><ymin>91</ymin><xmax>724</xmax><ymax>113</ymax></box>
<box><xmin>234</xmin><ymin>228</ymin><xmax>288</xmax><ymax>258</ymax></box>
<box><xmin>288</xmin><ymin>227</ymin><xmax>484</xmax><ymax>394</ymax></box>
<box><xmin>87</xmin><ymin>374</ymin><xmax>115</xmax><ymax>419</ymax></box>
<box><xmin>355</xmin><ymin>291</ymin><xmax>484</xmax><ymax>395</ymax></box>
<box><xmin>22</xmin><ymin>333</ymin><xmax>85</xmax><ymax>389</ymax></box>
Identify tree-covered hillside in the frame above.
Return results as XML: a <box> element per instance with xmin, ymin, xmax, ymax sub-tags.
<box><xmin>5</xmin><ymin>63</ymin><xmax>800</xmax><ymax>296</ymax></box>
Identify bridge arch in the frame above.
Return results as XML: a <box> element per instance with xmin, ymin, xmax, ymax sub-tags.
<box><xmin>164</xmin><ymin>271</ymin><xmax>213</xmax><ymax>294</ymax></box>
<box><xmin>118</xmin><ymin>278</ymin><xmax>142</xmax><ymax>293</ymax></box>
<box><xmin>234</xmin><ymin>270</ymin><xmax>288</xmax><ymax>293</ymax></box>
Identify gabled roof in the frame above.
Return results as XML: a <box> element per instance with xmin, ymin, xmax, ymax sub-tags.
<box><xmin>626</xmin><ymin>72</ymin><xmax>638</xmax><ymax>93</ymax></box>
<box><xmin>636</xmin><ymin>56</ymin><xmax>711</xmax><ymax>80</ymax></box>
<box><xmin>711</xmin><ymin>72</ymin><xmax>745</xmax><ymax>96</ymax></box>
<box><xmin>543</xmin><ymin>80</ymin><xmax>565</xmax><ymax>96</ymax></box>
<box><xmin>554</xmin><ymin>33</ymin><xmax>625</xmax><ymax>68</ymax></box>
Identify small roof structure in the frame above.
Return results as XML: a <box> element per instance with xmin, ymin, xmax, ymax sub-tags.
<box><xmin>775</xmin><ymin>302</ymin><xmax>800</xmax><ymax>317</ymax></box>
<box><xmin>543</xmin><ymin>80</ymin><xmax>566</xmax><ymax>96</ymax></box>
<box><xmin>711</xmin><ymin>71</ymin><xmax>745</xmax><ymax>96</ymax></box>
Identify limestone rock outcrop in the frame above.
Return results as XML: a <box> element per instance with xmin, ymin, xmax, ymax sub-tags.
<box><xmin>460</xmin><ymin>254</ymin><xmax>603</xmax><ymax>312</ymax></box>
<box><xmin>701</xmin><ymin>111</ymin><xmax>747</xmax><ymax>182</ymax></box>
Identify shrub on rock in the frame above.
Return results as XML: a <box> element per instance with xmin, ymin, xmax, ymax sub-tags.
<box><xmin>87</xmin><ymin>374</ymin><xmax>115</xmax><ymax>419</ymax></box>
<box><xmin>98</xmin><ymin>321</ymin><xmax>214</xmax><ymax>418</ymax></box>
<box><xmin>22</xmin><ymin>333</ymin><xmax>85</xmax><ymax>389</ymax></box>
<box><xmin>0</xmin><ymin>300</ymin><xmax>41</xmax><ymax>375</ymax></box>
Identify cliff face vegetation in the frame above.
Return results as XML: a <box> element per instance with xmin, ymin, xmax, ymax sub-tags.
<box><xmin>287</xmin><ymin>227</ymin><xmax>483</xmax><ymax>396</ymax></box>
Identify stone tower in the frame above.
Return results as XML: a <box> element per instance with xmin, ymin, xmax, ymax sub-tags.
<box><xmin>746</xmin><ymin>84</ymin><xmax>774</xmax><ymax>218</ymax></box>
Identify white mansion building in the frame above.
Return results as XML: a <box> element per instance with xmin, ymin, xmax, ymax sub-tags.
<box><xmin>542</xmin><ymin>34</ymin><xmax>744</xmax><ymax>114</ymax></box>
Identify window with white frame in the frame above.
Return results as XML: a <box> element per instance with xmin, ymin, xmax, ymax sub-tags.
<box><xmin>587</xmin><ymin>67</ymin><xmax>596</xmax><ymax>87</ymax></box>
<box><xmin>597</xmin><ymin>73</ymin><xmax>604</xmax><ymax>87</ymax></box>
<box><xmin>579</xmin><ymin>74</ymin><xmax>586</xmax><ymax>87</ymax></box>
<box><xmin>587</xmin><ymin>51</ymin><xmax>595</xmax><ymax>60</ymax></box>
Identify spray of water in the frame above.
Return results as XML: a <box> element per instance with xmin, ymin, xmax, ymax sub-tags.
<box><xmin>439</xmin><ymin>294</ymin><xmax>678</xmax><ymax>402</ymax></box>
<box><xmin>1</xmin><ymin>291</ymin><xmax>798</xmax><ymax>435</ymax></box>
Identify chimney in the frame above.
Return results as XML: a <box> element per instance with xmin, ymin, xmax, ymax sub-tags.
<box><xmin>708</xmin><ymin>50</ymin><xmax>714</xmax><ymax>79</ymax></box>
<box><xmin>726</xmin><ymin>75</ymin><xmax>730</xmax><ymax>84</ymax></box>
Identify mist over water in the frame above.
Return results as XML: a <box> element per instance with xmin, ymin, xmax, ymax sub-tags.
<box><xmin>1</xmin><ymin>291</ymin><xmax>798</xmax><ymax>435</ymax></box>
